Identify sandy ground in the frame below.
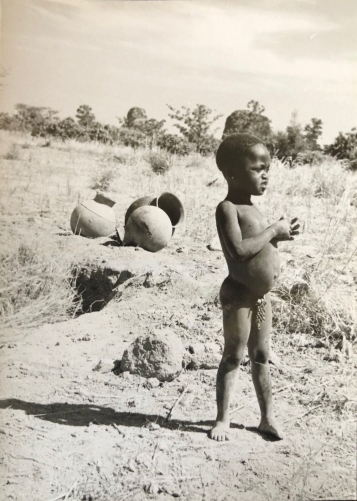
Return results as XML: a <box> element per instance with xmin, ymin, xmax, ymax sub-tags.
<box><xmin>0</xmin><ymin>220</ymin><xmax>356</xmax><ymax>501</ymax></box>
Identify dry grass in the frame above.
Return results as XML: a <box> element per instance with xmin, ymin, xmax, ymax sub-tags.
<box><xmin>0</xmin><ymin>240</ymin><xmax>79</xmax><ymax>334</ymax></box>
<box><xmin>0</xmin><ymin>130</ymin><xmax>356</xmax><ymax>340</ymax></box>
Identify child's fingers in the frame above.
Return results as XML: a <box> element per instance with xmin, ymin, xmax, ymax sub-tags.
<box><xmin>290</xmin><ymin>217</ymin><xmax>299</xmax><ymax>224</ymax></box>
<box><xmin>291</xmin><ymin>230</ymin><xmax>300</xmax><ymax>236</ymax></box>
<box><xmin>291</xmin><ymin>223</ymin><xmax>300</xmax><ymax>231</ymax></box>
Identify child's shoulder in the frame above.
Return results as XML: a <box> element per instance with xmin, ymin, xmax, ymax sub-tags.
<box><xmin>216</xmin><ymin>199</ymin><xmax>239</xmax><ymax>221</ymax></box>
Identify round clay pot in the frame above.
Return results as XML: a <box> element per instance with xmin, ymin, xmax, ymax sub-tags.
<box><xmin>124</xmin><ymin>192</ymin><xmax>185</xmax><ymax>236</ymax></box>
<box><xmin>124</xmin><ymin>196</ymin><xmax>155</xmax><ymax>226</ymax></box>
<box><xmin>123</xmin><ymin>206</ymin><xmax>172</xmax><ymax>252</ymax></box>
<box><xmin>155</xmin><ymin>192</ymin><xmax>185</xmax><ymax>228</ymax></box>
<box><xmin>70</xmin><ymin>193</ymin><xmax>116</xmax><ymax>238</ymax></box>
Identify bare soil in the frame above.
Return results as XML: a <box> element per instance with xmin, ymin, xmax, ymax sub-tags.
<box><xmin>1</xmin><ymin>220</ymin><xmax>356</xmax><ymax>501</ymax></box>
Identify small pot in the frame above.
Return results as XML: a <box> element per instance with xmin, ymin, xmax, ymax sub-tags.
<box><xmin>70</xmin><ymin>193</ymin><xmax>116</xmax><ymax>238</ymax></box>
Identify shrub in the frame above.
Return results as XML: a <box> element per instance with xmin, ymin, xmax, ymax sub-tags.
<box><xmin>145</xmin><ymin>152</ymin><xmax>170</xmax><ymax>174</ymax></box>
<box><xmin>118</xmin><ymin>127</ymin><xmax>146</xmax><ymax>149</ymax></box>
<box><xmin>325</xmin><ymin>128</ymin><xmax>357</xmax><ymax>171</ymax></box>
<box><xmin>157</xmin><ymin>133</ymin><xmax>193</xmax><ymax>156</ymax></box>
<box><xmin>91</xmin><ymin>168</ymin><xmax>116</xmax><ymax>191</ymax></box>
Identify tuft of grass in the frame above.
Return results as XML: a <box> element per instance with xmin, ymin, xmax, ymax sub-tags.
<box><xmin>4</xmin><ymin>143</ymin><xmax>20</xmax><ymax>160</ymax></box>
<box><xmin>0</xmin><ymin>242</ymin><xmax>80</xmax><ymax>334</ymax></box>
<box><xmin>91</xmin><ymin>167</ymin><xmax>117</xmax><ymax>192</ymax></box>
<box><xmin>145</xmin><ymin>152</ymin><xmax>170</xmax><ymax>174</ymax></box>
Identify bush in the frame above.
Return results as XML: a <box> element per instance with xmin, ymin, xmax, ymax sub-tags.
<box><xmin>157</xmin><ymin>133</ymin><xmax>193</xmax><ymax>156</ymax></box>
<box><xmin>118</xmin><ymin>127</ymin><xmax>146</xmax><ymax>149</ymax></box>
<box><xmin>325</xmin><ymin>128</ymin><xmax>357</xmax><ymax>171</ymax></box>
<box><xmin>145</xmin><ymin>152</ymin><xmax>170</xmax><ymax>174</ymax></box>
<box><xmin>91</xmin><ymin>168</ymin><xmax>116</xmax><ymax>191</ymax></box>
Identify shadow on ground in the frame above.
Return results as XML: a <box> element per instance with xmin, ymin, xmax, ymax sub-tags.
<box><xmin>0</xmin><ymin>398</ymin><xmax>223</xmax><ymax>433</ymax></box>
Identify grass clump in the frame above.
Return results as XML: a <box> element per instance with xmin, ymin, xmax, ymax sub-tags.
<box><xmin>145</xmin><ymin>152</ymin><xmax>170</xmax><ymax>174</ymax></box>
<box><xmin>4</xmin><ymin>143</ymin><xmax>20</xmax><ymax>160</ymax></box>
<box><xmin>91</xmin><ymin>167</ymin><xmax>116</xmax><ymax>192</ymax></box>
<box><xmin>0</xmin><ymin>242</ymin><xmax>79</xmax><ymax>334</ymax></box>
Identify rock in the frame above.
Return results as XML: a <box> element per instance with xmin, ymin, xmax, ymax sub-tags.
<box><xmin>147</xmin><ymin>422</ymin><xmax>161</xmax><ymax>431</ymax></box>
<box><xmin>184</xmin><ymin>343</ymin><xmax>222</xmax><ymax>370</ymax></box>
<box><xmin>207</xmin><ymin>235</ymin><xmax>222</xmax><ymax>251</ymax></box>
<box><xmin>121</xmin><ymin>330</ymin><xmax>185</xmax><ymax>381</ymax></box>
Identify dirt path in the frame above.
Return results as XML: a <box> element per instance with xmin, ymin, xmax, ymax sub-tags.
<box><xmin>1</xmin><ymin>239</ymin><xmax>356</xmax><ymax>501</ymax></box>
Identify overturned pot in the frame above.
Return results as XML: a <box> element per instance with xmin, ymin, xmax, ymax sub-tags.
<box><xmin>124</xmin><ymin>192</ymin><xmax>185</xmax><ymax>230</ymax></box>
<box><xmin>70</xmin><ymin>193</ymin><xmax>116</xmax><ymax>238</ymax></box>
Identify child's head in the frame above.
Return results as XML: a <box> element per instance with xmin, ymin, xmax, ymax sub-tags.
<box><xmin>216</xmin><ymin>133</ymin><xmax>270</xmax><ymax>196</ymax></box>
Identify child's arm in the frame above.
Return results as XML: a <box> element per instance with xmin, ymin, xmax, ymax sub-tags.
<box><xmin>216</xmin><ymin>201</ymin><xmax>298</xmax><ymax>262</ymax></box>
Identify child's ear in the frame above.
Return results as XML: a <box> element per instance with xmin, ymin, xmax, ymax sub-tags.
<box><xmin>226</xmin><ymin>167</ymin><xmax>235</xmax><ymax>180</ymax></box>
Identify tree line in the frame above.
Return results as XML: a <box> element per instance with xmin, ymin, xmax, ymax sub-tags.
<box><xmin>0</xmin><ymin>101</ymin><xmax>356</xmax><ymax>168</ymax></box>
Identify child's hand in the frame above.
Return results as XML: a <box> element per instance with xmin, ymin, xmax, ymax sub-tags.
<box><xmin>272</xmin><ymin>216</ymin><xmax>300</xmax><ymax>241</ymax></box>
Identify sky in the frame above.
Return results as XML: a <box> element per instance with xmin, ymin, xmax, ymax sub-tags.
<box><xmin>1</xmin><ymin>0</ymin><xmax>356</xmax><ymax>144</ymax></box>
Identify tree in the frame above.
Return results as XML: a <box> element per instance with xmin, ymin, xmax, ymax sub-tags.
<box><xmin>325</xmin><ymin>128</ymin><xmax>357</xmax><ymax>170</ymax></box>
<box><xmin>45</xmin><ymin>117</ymin><xmax>81</xmax><ymax>141</ymax></box>
<box><xmin>304</xmin><ymin>118</ymin><xmax>323</xmax><ymax>151</ymax></box>
<box><xmin>167</xmin><ymin>104</ymin><xmax>222</xmax><ymax>155</ymax></box>
<box><xmin>222</xmin><ymin>101</ymin><xmax>272</xmax><ymax>140</ymax></box>
<box><xmin>14</xmin><ymin>104</ymin><xmax>59</xmax><ymax>135</ymax></box>
<box><xmin>76</xmin><ymin>105</ymin><xmax>95</xmax><ymax>128</ymax></box>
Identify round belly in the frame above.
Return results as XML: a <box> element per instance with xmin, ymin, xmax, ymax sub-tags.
<box><xmin>229</xmin><ymin>243</ymin><xmax>280</xmax><ymax>296</ymax></box>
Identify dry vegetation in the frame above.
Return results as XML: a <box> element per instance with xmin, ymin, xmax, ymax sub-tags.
<box><xmin>0</xmin><ymin>130</ymin><xmax>356</xmax><ymax>500</ymax></box>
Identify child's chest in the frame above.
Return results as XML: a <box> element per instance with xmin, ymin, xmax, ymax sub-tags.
<box><xmin>237</xmin><ymin>205</ymin><xmax>268</xmax><ymax>238</ymax></box>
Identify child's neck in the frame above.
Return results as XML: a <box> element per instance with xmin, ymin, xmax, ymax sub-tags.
<box><xmin>226</xmin><ymin>187</ymin><xmax>252</xmax><ymax>205</ymax></box>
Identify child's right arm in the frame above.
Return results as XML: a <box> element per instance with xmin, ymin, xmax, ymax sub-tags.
<box><xmin>216</xmin><ymin>201</ymin><xmax>298</xmax><ymax>262</ymax></box>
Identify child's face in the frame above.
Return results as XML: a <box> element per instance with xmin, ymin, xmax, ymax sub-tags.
<box><xmin>233</xmin><ymin>144</ymin><xmax>271</xmax><ymax>196</ymax></box>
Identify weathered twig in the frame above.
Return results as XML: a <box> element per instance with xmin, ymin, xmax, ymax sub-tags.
<box><xmin>48</xmin><ymin>478</ymin><xmax>78</xmax><ymax>501</ymax></box>
<box><xmin>64</xmin><ymin>478</ymin><xmax>78</xmax><ymax>500</ymax></box>
<box><xmin>165</xmin><ymin>385</ymin><xmax>189</xmax><ymax>422</ymax></box>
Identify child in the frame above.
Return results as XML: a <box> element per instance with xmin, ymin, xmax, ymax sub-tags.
<box><xmin>209</xmin><ymin>133</ymin><xmax>299</xmax><ymax>441</ymax></box>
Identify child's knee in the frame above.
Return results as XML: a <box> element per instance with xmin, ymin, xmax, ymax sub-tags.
<box><xmin>249</xmin><ymin>348</ymin><xmax>269</xmax><ymax>365</ymax></box>
<box><xmin>222</xmin><ymin>353</ymin><xmax>243</xmax><ymax>368</ymax></box>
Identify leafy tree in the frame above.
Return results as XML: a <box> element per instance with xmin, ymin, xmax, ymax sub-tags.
<box><xmin>45</xmin><ymin>117</ymin><xmax>81</xmax><ymax>141</ymax></box>
<box><xmin>76</xmin><ymin>105</ymin><xmax>95</xmax><ymax>128</ymax></box>
<box><xmin>304</xmin><ymin>118</ymin><xmax>323</xmax><ymax>151</ymax></box>
<box><xmin>325</xmin><ymin>128</ymin><xmax>357</xmax><ymax>170</ymax></box>
<box><xmin>119</xmin><ymin>109</ymin><xmax>165</xmax><ymax>148</ymax></box>
<box><xmin>222</xmin><ymin>101</ymin><xmax>272</xmax><ymax>140</ymax></box>
<box><xmin>167</xmin><ymin>104</ymin><xmax>222</xmax><ymax>155</ymax></box>
<box><xmin>0</xmin><ymin>112</ymin><xmax>20</xmax><ymax>131</ymax></box>
<box><xmin>14</xmin><ymin>104</ymin><xmax>59</xmax><ymax>135</ymax></box>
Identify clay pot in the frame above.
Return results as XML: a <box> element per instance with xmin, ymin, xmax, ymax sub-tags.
<box><xmin>70</xmin><ymin>193</ymin><xmax>116</xmax><ymax>238</ymax></box>
<box><xmin>124</xmin><ymin>196</ymin><xmax>154</xmax><ymax>226</ymax></box>
<box><xmin>156</xmin><ymin>192</ymin><xmax>185</xmax><ymax>230</ymax></box>
<box><xmin>123</xmin><ymin>206</ymin><xmax>172</xmax><ymax>252</ymax></box>
<box><xmin>124</xmin><ymin>192</ymin><xmax>185</xmax><ymax>231</ymax></box>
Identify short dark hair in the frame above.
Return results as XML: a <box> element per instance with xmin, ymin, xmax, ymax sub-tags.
<box><xmin>216</xmin><ymin>133</ymin><xmax>265</xmax><ymax>175</ymax></box>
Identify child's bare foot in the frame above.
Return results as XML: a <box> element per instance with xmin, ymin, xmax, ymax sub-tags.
<box><xmin>258</xmin><ymin>417</ymin><xmax>283</xmax><ymax>440</ymax></box>
<box><xmin>209</xmin><ymin>421</ymin><xmax>230</xmax><ymax>441</ymax></box>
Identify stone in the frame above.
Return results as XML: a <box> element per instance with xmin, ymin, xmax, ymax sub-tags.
<box><xmin>121</xmin><ymin>330</ymin><xmax>185</xmax><ymax>382</ymax></box>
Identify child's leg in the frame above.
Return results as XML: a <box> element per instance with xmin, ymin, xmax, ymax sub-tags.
<box><xmin>247</xmin><ymin>294</ymin><xmax>282</xmax><ymax>439</ymax></box>
<box><xmin>210</xmin><ymin>281</ymin><xmax>251</xmax><ymax>441</ymax></box>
